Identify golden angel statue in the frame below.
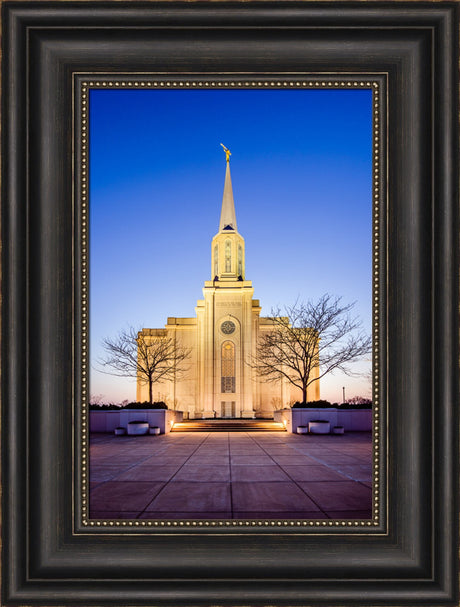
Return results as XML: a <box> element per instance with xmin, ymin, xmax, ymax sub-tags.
<box><xmin>220</xmin><ymin>143</ymin><xmax>231</xmax><ymax>162</ymax></box>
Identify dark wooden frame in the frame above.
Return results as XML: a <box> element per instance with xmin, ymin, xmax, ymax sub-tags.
<box><xmin>2</xmin><ymin>2</ymin><xmax>458</xmax><ymax>605</ymax></box>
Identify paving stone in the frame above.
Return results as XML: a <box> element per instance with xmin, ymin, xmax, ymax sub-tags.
<box><xmin>282</xmin><ymin>465</ymin><xmax>350</xmax><ymax>482</ymax></box>
<box><xmin>205</xmin><ymin>437</ymin><xmax>229</xmax><ymax>441</ymax></box>
<box><xmin>267</xmin><ymin>448</ymin><xmax>303</xmax><ymax>454</ymax></box>
<box><xmin>193</xmin><ymin>450</ymin><xmax>230</xmax><ymax>457</ymax></box>
<box><xmin>90</xmin><ymin>466</ymin><xmax>130</xmax><ymax>483</ymax></box>
<box><xmin>90</xmin><ymin>481</ymin><xmax>165</xmax><ymax>511</ymax></box>
<box><xmin>173</xmin><ymin>465</ymin><xmax>230</xmax><ymax>482</ymax></box>
<box><xmin>230</xmin><ymin>448</ymin><xmax>265</xmax><ymax>454</ymax></box>
<box><xmin>169</xmin><ymin>439</ymin><xmax>206</xmax><ymax>444</ymax></box>
<box><xmin>90</xmin><ymin>431</ymin><xmax>373</xmax><ymax>519</ymax></box>
<box><xmin>153</xmin><ymin>450</ymin><xmax>197</xmax><ymax>456</ymax></box>
<box><xmin>331</xmin><ymin>465</ymin><xmax>373</xmax><ymax>481</ymax></box>
<box><xmin>114</xmin><ymin>465</ymin><xmax>182</xmax><ymax>481</ymax></box>
<box><xmin>270</xmin><ymin>455</ymin><xmax>319</xmax><ymax>466</ymax></box>
<box><xmin>146</xmin><ymin>456</ymin><xmax>190</xmax><ymax>465</ymax></box>
<box><xmin>313</xmin><ymin>455</ymin><xmax>365</xmax><ymax>465</ymax></box>
<box><xmin>186</xmin><ymin>456</ymin><xmax>230</xmax><ymax>466</ymax></box>
<box><xmin>231</xmin><ymin>466</ymin><xmax>290</xmax><ymax>482</ymax></box>
<box><xmin>299</xmin><ymin>481</ymin><xmax>372</xmax><ymax>511</ymax></box>
<box><xmin>94</xmin><ymin>457</ymin><xmax>146</xmax><ymax>466</ymax></box>
<box><xmin>231</xmin><ymin>482</ymin><xmax>321</xmax><ymax>512</ymax></box>
<box><xmin>145</xmin><ymin>482</ymin><xmax>231</xmax><ymax>512</ymax></box>
<box><xmin>230</xmin><ymin>455</ymin><xmax>276</xmax><ymax>466</ymax></box>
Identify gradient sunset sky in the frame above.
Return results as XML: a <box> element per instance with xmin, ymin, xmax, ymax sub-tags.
<box><xmin>89</xmin><ymin>88</ymin><xmax>373</xmax><ymax>404</ymax></box>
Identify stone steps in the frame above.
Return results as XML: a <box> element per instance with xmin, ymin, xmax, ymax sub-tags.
<box><xmin>171</xmin><ymin>419</ymin><xmax>286</xmax><ymax>432</ymax></box>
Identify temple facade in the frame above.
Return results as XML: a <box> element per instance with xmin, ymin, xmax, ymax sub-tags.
<box><xmin>137</xmin><ymin>150</ymin><xmax>319</xmax><ymax>418</ymax></box>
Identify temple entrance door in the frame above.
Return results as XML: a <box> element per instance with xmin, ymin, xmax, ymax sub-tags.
<box><xmin>221</xmin><ymin>401</ymin><xmax>236</xmax><ymax>418</ymax></box>
<box><xmin>220</xmin><ymin>341</ymin><xmax>237</xmax><ymax>418</ymax></box>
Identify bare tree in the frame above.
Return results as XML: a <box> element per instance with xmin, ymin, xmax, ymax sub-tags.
<box><xmin>89</xmin><ymin>393</ymin><xmax>105</xmax><ymax>406</ymax></box>
<box><xmin>345</xmin><ymin>396</ymin><xmax>372</xmax><ymax>405</ymax></box>
<box><xmin>98</xmin><ymin>327</ymin><xmax>192</xmax><ymax>404</ymax></box>
<box><xmin>250</xmin><ymin>295</ymin><xmax>372</xmax><ymax>405</ymax></box>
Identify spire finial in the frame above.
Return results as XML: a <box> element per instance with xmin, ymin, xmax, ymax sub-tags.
<box><xmin>218</xmin><ymin>146</ymin><xmax>237</xmax><ymax>233</ymax></box>
<box><xmin>220</xmin><ymin>143</ymin><xmax>231</xmax><ymax>163</ymax></box>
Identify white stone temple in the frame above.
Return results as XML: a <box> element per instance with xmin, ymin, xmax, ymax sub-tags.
<box><xmin>137</xmin><ymin>148</ymin><xmax>320</xmax><ymax>418</ymax></box>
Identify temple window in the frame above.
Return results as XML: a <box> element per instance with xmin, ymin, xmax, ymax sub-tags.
<box><xmin>221</xmin><ymin>341</ymin><xmax>235</xmax><ymax>393</ymax></box>
<box><xmin>225</xmin><ymin>240</ymin><xmax>231</xmax><ymax>272</ymax></box>
<box><xmin>214</xmin><ymin>245</ymin><xmax>219</xmax><ymax>277</ymax></box>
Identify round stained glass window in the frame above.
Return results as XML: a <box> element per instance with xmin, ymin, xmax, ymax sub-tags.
<box><xmin>221</xmin><ymin>321</ymin><xmax>236</xmax><ymax>335</ymax></box>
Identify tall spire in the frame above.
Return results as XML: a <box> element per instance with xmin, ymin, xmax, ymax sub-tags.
<box><xmin>218</xmin><ymin>145</ymin><xmax>238</xmax><ymax>233</ymax></box>
<box><xmin>211</xmin><ymin>146</ymin><xmax>246</xmax><ymax>281</ymax></box>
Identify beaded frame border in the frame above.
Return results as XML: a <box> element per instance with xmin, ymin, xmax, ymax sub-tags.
<box><xmin>75</xmin><ymin>74</ymin><xmax>386</xmax><ymax>534</ymax></box>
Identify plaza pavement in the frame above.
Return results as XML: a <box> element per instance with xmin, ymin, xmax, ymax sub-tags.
<box><xmin>89</xmin><ymin>430</ymin><xmax>373</xmax><ymax>520</ymax></box>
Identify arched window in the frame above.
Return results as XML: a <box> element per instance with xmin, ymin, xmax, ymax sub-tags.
<box><xmin>225</xmin><ymin>240</ymin><xmax>231</xmax><ymax>272</ymax></box>
<box><xmin>221</xmin><ymin>341</ymin><xmax>235</xmax><ymax>393</ymax></box>
<box><xmin>214</xmin><ymin>245</ymin><xmax>219</xmax><ymax>277</ymax></box>
<box><xmin>238</xmin><ymin>245</ymin><xmax>243</xmax><ymax>277</ymax></box>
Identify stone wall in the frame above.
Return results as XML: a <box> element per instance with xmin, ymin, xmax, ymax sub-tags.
<box><xmin>90</xmin><ymin>409</ymin><xmax>183</xmax><ymax>434</ymax></box>
<box><xmin>274</xmin><ymin>408</ymin><xmax>372</xmax><ymax>433</ymax></box>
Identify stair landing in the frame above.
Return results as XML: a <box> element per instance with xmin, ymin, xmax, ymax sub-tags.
<box><xmin>171</xmin><ymin>419</ymin><xmax>286</xmax><ymax>432</ymax></box>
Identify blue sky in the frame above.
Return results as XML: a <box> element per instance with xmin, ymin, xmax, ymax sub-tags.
<box><xmin>90</xmin><ymin>88</ymin><xmax>373</xmax><ymax>404</ymax></box>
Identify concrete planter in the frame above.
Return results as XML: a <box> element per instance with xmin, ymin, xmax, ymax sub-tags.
<box><xmin>114</xmin><ymin>427</ymin><xmax>126</xmax><ymax>436</ymax></box>
<box><xmin>274</xmin><ymin>407</ymin><xmax>372</xmax><ymax>433</ymax></box>
<box><xmin>332</xmin><ymin>426</ymin><xmax>345</xmax><ymax>435</ymax></box>
<box><xmin>149</xmin><ymin>426</ymin><xmax>161</xmax><ymax>435</ymax></box>
<box><xmin>296</xmin><ymin>426</ymin><xmax>308</xmax><ymax>434</ymax></box>
<box><xmin>308</xmin><ymin>420</ymin><xmax>330</xmax><ymax>434</ymax></box>
<box><xmin>127</xmin><ymin>421</ymin><xmax>149</xmax><ymax>435</ymax></box>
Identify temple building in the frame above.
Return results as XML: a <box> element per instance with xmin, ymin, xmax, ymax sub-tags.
<box><xmin>137</xmin><ymin>148</ymin><xmax>319</xmax><ymax>418</ymax></box>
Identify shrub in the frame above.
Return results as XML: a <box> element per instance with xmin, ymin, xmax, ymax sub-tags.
<box><xmin>290</xmin><ymin>399</ymin><xmax>372</xmax><ymax>409</ymax></box>
<box><xmin>337</xmin><ymin>401</ymin><xmax>372</xmax><ymax>409</ymax></box>
<box><xmin>89</xmin><ymin>401</ymin><xmax>168</xmax><ymax>410</ymax></box>
<box><xmin>345</xmin><ymin>396</ymin><xmax>372</xmax><ymax>405</ymax></box>
<box><xmin>89</xmin><ymin>403</ymin><xmax>120</xmax><ymax>410</ymax></box>
<box><xmin>123</xmin><ymin>401</ymin><xmax>168</xmax><ymax>410</ymax></box>
<box><xmin>291</xmin><ymin>400</ymin><xmax>333</xmax><ymax>408</ymax></box>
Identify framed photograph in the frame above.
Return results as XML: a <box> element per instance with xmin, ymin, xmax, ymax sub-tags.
<box><xmin>87</xmin><ymin>80</ymin><xmax>377</xmax><ymax>523</ymax></box>
<box><xmin>2</xmin><ymin>2</ymin><xmax>458</xmax><ymax>606</ymax></box>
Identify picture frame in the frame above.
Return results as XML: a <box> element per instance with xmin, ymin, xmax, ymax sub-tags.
<box><xmin>2</xmin><ymin>2</ymin><xmax>458</xmax><ymax>606</ymax></box>
<box><xmin>85</xmin><ymin>77</ymin><xmax>378</xmax><ymax>524</ymax></box>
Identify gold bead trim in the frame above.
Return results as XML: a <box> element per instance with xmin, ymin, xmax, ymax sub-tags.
<box><xmin>81</xmin><ymin>79</ymin><xmax>377</xmax><ymax>89</ymax></box>
<box><xmin>79</xmin><ymin>76</ymin><xmax>383</xmax><ymax>532</ymax></box>
<box><xmin>80</xmin><ymin>84</ymin><xmax>89</xmax><ymax>520</ymax></box>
